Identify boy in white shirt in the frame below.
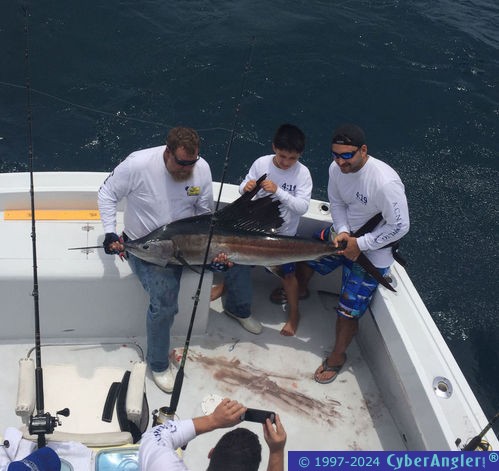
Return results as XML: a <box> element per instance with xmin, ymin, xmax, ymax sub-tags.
<box><xmin>239</xmin><ymin>124</ymin><xmax>312</xmax><ymax>336</ymax></box>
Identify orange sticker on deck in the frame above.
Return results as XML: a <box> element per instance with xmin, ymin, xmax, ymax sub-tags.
<box><xmin>4</xmin><ymin>209</ymin><xmax>101</xmax><ymax>220</ymax></box>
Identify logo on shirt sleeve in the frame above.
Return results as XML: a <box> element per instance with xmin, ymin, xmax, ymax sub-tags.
<box><xmin>185</xmin><ymin>186</ymin><xmax>201</xmax><ymax>196</ymax></box>
<box><xmin>153</xmin><ymin>422</ymin><xmax>178</xmax><ymax>446</ymax></box>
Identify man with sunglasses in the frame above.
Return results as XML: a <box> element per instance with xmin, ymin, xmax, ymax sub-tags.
<box><xmin>98</xmin><ymin>127</ymin><xmax>247</xmax><ymax>393</ymax></box>
<box><xmin>297</xmin><ymin>123</ymin><xmax>410</xmax><ymax>384</ymax></box>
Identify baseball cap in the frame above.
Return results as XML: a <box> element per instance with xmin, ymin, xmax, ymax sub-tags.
<box><xmin>332</xmin><ymin>124</ymin><xmax>366</xmax><ymax>147</ymax></box>
<box><xmin>8</xmin><ymin>447</ymin><xmax>61</xmax><ymax>471</ymax></box>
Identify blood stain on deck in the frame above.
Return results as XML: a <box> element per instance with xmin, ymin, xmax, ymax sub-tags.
<box><xmin>190</xmin><ymin>352</ymin><xmax>342</xmax><ymax>425</ymax></box>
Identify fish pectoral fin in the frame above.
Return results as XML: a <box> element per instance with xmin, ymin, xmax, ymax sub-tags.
<box><xmin>187</xmin><ymin>265</ymin><xmax>202</xmax><ymax>274</ymax></box>
<box><xmin>265</xmin><ymin>265</ymin><xmax>284</xmax><ymax>278</ymax></box>
<box><xmin>174</xmin><ymin>252</ymin><xmax>201</xmax><ymax>274</ymax></box>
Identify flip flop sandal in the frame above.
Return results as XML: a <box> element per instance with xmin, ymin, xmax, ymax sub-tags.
<box><xmin>314</xmin><ymin>355</ymin><xmax>346</xmax><ymax>384</ymax></box>
<box><xmin>269</xmin><ymin>287</ymin><xmax>310</xmax><ymax>305</ymax></box>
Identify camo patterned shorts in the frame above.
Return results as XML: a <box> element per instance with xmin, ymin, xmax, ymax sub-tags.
<box><xmin>307</xmin><ymin>256</ymin><xmax>389</xmax><ymax>319</ymax></box>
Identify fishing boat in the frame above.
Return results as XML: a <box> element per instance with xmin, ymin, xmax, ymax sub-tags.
<box><xmin>0</xmin><ymin>171</ymin><xmax>497</xmax><ymax>469</ymax></box>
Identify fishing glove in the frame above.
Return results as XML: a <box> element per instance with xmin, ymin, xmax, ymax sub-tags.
<box><xmin>103</xmin><ymin>232</ymin><xmax>121</xmax><ymax>255</ymax></box>
<box><xmin>208</xmin><ymin>261</ymin><xmax>229</xmax><ymax>272</ymax></box>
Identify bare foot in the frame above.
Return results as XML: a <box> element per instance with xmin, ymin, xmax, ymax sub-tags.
<box><xmin>210</xmin><ymin>283</ymin><xmax>224</xmax><ymax>301</ymax></box>
<box><xmin>280</xmin><ymin>313</ymin><xmax>300</xmax><ymax>337</ymax></box>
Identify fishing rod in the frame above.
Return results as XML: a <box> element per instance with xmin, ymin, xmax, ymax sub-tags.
<box><xmin>159</xmin><ymin>37</ymin><xmax>257</xmax><ymax>420</ymax></box>
<box><xmin>23</xmin><ymin>5</ymin><xmax>69</xmax><ymax>448</ymax></box>
<box><xmin>460</xmin><ymin>412</ymin><xmax>499</xmax><ymax>451</ymax></box>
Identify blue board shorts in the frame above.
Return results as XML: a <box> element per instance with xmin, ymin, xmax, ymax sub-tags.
<box><xmin>280</xmin><ymin>262</ymin><xmax>296</xmax><ymax>275</ymax></box>
<box><xmin>307</xmin><ymin>255</ymin><xmax>389</xmax><ymax>319</ymax></box>
<box><xmin>266</xmin><ymin>262</ymin><xmax>296</xmax><ymax>278</ymax></box>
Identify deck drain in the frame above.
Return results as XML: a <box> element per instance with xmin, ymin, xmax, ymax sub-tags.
<box><xmin>433</xmin><ymin>376</ymin><xmax>453</xmax><ymax>399</ymax></box>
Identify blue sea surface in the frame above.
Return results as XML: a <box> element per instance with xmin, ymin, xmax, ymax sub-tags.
<box><xmin>1</xmin><ymin>0</ymin><xmax>498</xmax><ymax>439</ymax></box>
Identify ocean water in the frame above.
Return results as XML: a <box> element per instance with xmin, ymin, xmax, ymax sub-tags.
<box><xmin>1</xmin><ymin>0</ymin><xmax>498</xmax><ymax>438</ymax></box>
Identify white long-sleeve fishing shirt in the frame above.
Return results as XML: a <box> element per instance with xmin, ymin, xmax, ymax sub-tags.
<box><xmin>98</xmin><ymin>145</ymin><xmax>213</xmax><ymax>239</ymax></box>
<box><xmin>239</xmin><ymin>154</ymin><xmax>312</xmax><ymax>236</ymax></box>
<box><xmin>328</xmin><ymin>155</ymin><xmax>410</xmax><ymax>268</ymax></box>
<box><xmin>139</xmin><ymin>420</ymin><xmax>196</xmax><ymax>471</ymax></box>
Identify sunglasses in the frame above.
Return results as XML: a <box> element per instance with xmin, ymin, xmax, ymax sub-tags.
<box><xmin>331</xmin><ymin>147</ymin><xmax>360</xmax><ymax>160</ymax></box>
<box><xmin>167</xmin><ymin>146</ymin><xmax>200</xmax><ymax>166</ymax></box>
<box><xmin>173</xmin><ymin>154</ymin><xmax>199</xmax><ymax>166</ymax></box>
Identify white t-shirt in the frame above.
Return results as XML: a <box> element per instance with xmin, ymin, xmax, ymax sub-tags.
<box><xmin>98</xmin><ymin>145</ymin><xmax>214</xmax><ymax>239</ymax></box>
<box><xmin>328</xmin><ymin>156</ymin><xmax>410</xmax><ymax>267</ymax></box>
<box><xmin>139</xmin><ymin>420</ymin><xmax>196</xmax><ymax>471</ymax></box>
<box><xmin>239</xmin><ymin>154</ymin><xmax>312</xmax><ymax>236</ymax></box>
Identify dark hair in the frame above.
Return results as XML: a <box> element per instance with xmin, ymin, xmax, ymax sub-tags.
<box><xmin>166</xmin><ymin>127</ymin><xmax>200</xmax><ymax>156</ymax></box>
<box><xmin>207</xmin><ymin>428</ymin><xmax>262</xmax><ymax>471</ymax></box>
<box><xmin>273</xmin><ymin>123</ymin><xmax>305</xmax><ymax>153</ymax></box>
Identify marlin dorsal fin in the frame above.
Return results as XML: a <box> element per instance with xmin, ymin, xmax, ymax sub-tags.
<box><xmin>215</xmin><ymin>174</ymin><xmax>284</xmax><ymax>233</ymax></box>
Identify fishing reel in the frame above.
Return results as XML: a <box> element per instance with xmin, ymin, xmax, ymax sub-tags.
<box><xmin>456</xmin><ymin>437</ymin><xmax>492</xmax><ymax>451</ymax></box>
<box><xmin>29</xmin><ymin>408</ymin><xmax>70</xmax><ymax>436</ymax></box>
<box><xmin>467</xmin><ymin>439</ymin><xmax>492</xmax><ymax>451</ymax></box>
<box><xmin>455</xmin><ymin>411</ymin><xmax>498</xmax><ymax>451</ymax></box>
<box><xmin>152</xmin><ymin>407</ymin><xmax>175</xmax><ymax>427</ymax></box>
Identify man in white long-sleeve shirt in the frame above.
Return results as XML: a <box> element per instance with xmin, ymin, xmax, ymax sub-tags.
<box><xmin>138</xmin><ymin>398</ymin><xmax>287</xmax><ymax>471</ymax></box>
<box><xmin>298</xmin><ymin>123</ymin><xmax>410</xmax><ymax>384</ymax></box>
<box><xmin>97</xmin><ymin>127</ymin><xmax>251</xmax><ymax>393</ymax></box>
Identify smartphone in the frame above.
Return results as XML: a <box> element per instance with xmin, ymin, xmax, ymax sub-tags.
<box><xmin>241</xmin><ymin>408</ymin><xmax>276</xmax><ymax>424</ymax></box>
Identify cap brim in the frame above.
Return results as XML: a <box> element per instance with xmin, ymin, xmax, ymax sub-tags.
<box><xmin>8</xmin><ymin>447</ymin><xmax>61</xmax><ymax>471</ymax></box>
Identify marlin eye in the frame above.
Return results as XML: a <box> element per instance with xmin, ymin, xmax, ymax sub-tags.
<box><xmin>143</xmin><ymin>244</ymin><xmax>149</xmax><ymax>250</ymax></box>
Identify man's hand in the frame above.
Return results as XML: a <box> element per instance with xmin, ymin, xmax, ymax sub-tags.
<box><xmin>263</xmin><ymin>414</ymin><xmax>286</xmax><ymax>471</ymax></box>
<box><xmin>193</xmin><ymin>398</ymin><xmax>246</xmax><ymax>436</ymax></box>
<box><xmin>210</xmin><ymin>252</ymin><xmax>234</xmax><ymax>271</ymax></box>
<box><xmin>103</xmin><ymin>232</ymin><xmax>125</xmax><ymax>255</ymax></box>
<box><xmin>333</xmin><ymin>232</ymin><xmax>361</xmax><ymax>261</ymax></box>
<box><xmin>210</xmin><ymin>398</ymin><xmax>246</xmax><ymax>429</ymax></box>
<box><xmin>263</xmin><ymin>414</ymin><xmax>286</xmax><ymax>452</ymax></box>
<box><xmin>243</xmin><ymin>179</ymin><xmax>257</xmax><ymax>193</ymax></box>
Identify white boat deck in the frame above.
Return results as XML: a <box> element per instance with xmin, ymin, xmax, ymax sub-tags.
<box><xmin>0</xmin><ymin>172</ymin><xmax>497</xmax><ymax>469</ymax></box>
<box><xmin>0</xmin><ymin>267</ymin><xmax>406</xmax><ymax>469</ymax></box>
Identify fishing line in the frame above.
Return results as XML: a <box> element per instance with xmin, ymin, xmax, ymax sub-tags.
<box><xmin>22</xmin><ymin>5</ymin><xmax>68</xmax><ymax>448</ymax></box>
<box><xmin>163</xmin><ymin>37</ymin><xmax>257</xmax><ymax>418</ymax></box>
<box><xmin>214</xmin><ymin>37</ymin><xmax>256</xmax><ymax>211</ymax></box>
<box><xmin>0</xmin><ymin>80</ymin><xmax>238</xmax><ymax>134</ymax></box>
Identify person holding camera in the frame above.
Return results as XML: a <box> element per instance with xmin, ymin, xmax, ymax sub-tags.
<box><xmin>138</xmin><ymin>398</ymin><xmax>287</xmax><ymax>471</ymax></box>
